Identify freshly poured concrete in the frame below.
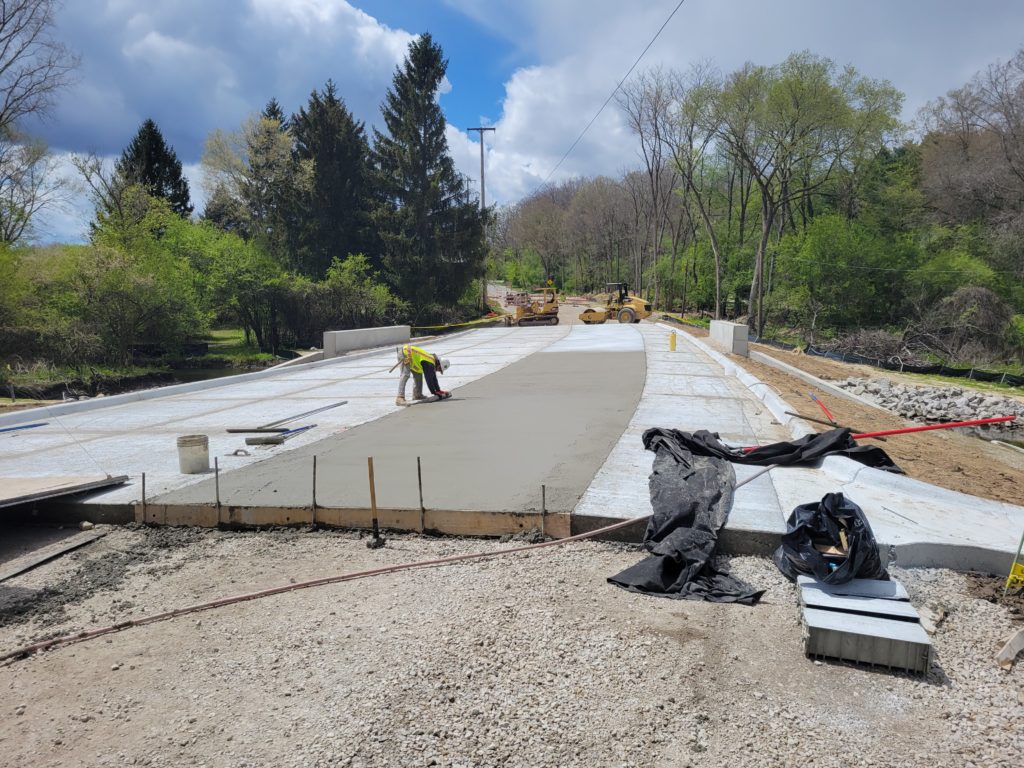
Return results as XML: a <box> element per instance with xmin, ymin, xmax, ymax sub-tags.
<box><xmin>154</xmin><ymin>325</ymin><xmax>646</xmax><ymax>514</ymax></box>
<box><xmin>0</xmin><ymin>326</ymin><xmax>570</xmax><ymax>505</ymax></box>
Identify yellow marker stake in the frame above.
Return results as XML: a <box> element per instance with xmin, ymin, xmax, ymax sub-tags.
<box><xmin>669</xmin><ymin>331</ymin><xmax>677</xmax><ymax>352</ymax></box>
<box><xmin>1005</xmin><ymin>527</ymin><xmax>1024</xmax><ymax>596</ymax></box>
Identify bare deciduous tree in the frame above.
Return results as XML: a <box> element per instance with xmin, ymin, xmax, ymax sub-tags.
<box><xmin>0</xmin><ymin>0</ymin><xmax>77</xmax><ymax>135</ymax></box>
<box><xmin>0</xmin><ymin>131</ymin><xmax>66</xmax><ymax>241</ymax></box>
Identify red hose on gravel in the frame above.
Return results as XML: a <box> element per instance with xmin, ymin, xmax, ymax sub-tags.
<box><xmin>0</xmin><ymin>515</ymin><xmax>646</xmax><ymax>665</ymax></box>
<box><xmin>0</xmin><ymin>465</ymin><xmax>776</xmax><ymax>666</ymax></box>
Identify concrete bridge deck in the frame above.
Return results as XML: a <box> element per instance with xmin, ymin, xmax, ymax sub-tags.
<box><xmin>1</xmin><ymin>322</ymin><xmax>1022</xmax><ymax>572</ymax></box>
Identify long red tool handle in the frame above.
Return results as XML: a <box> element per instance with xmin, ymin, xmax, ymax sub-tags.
<box><xmin>810</xmin><ymin>393</ymin><xmax>836</xmax><ymax>424</ymax></box>
<box><xmin>849</xmin><ymin>415</ymin><xmax>1016</xmax><ymax>440</ymax></box>
<box><xmin>742</xmin><ymin>415</ymin><xmax>1017</xmax><ymax>453</ymax></box>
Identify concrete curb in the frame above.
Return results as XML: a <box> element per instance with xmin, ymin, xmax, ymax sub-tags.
<box><xmin>748</xmin><ymin>348</ymin><xmax>891</xmax><ymax>414</ymax></box>
<box><xmin>658</xmin><ymin>323</ymin><xmax>1024</xmax><ymax>571</ymax></box>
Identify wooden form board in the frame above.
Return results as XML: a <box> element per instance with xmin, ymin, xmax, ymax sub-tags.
<box><xmin>0</xmin><ymin>476</ymin><xmax>129</xmax><ymax>509</ymax></box>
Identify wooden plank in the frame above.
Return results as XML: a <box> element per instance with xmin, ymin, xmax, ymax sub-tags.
<box><xmin>0</xmin><ymin>530</ymin><xmax>107</xmax><ymax>583</ymax></box>
<box><xmin>0</xmin><ymin>475</ymin><xmax>129</xmax><ymax>509</ymax></box>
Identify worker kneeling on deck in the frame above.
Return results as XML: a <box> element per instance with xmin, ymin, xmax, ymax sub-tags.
<box><xmin>396</xmin><ymin>344</ymin><xmax>451</xmax><ymax>406</ymax></box>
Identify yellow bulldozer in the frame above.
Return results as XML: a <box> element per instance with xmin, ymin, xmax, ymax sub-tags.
<box><xmin>503</xmin><ymin>286</ymin><xmax>560</xmax><ymax>326</ymax></box>
<box><xmin>579</xmin><ymin>283</ymin><xmax>652</xmax><ymax>324</ymax></box>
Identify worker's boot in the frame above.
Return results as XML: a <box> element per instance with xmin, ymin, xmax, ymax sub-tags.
<box><xmin>412</xmin><ymin>379</ymin><xmax>426</xmax><ymax>401</ymax></box>
<box><xmin>395</xmin><ymin>396</ymin><xmax>407</xmax><ymax>406</ymax></box>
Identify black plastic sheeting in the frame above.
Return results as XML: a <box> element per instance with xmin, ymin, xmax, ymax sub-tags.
<box><xmin>608</xmin><ymin>435</ymin><xmax>765</xmax><ymax>605</ymax></box>
<box><xmin>773</xmin><ymin>492</ymin><xmax>887</xmax><ymax>584</ymax></box>
<box><xmin>642</xmin><ymin>427</ymin><xmax>903</xmax><ymax>473</ymax></box>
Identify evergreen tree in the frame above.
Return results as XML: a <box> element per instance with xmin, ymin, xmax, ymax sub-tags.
<box><xmin>114</xmin><ymin>119</ymin><xmax>193</xmax><ymax>217</ymax></box>
<box><xmin>292</xmin><ymin>80</ymin><xmax>373</xmax><ymax>277</ymax></box>
<box><xmin>371</xmin><ymin>34</ymin><xmax>486</xmax><ymax>311</ymax></box>
<box><xmin>262</xmin><ymin>97</ymin><xmax>290</xmax><ymax>132</ymax></box>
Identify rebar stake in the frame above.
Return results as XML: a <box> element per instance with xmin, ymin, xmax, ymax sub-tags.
<box><xmin>311</xmin><ymin>455</ymin><xmax>318</xmax><ymax>526</ymax></box>
<box><xmin>417</xmin><ymin>456</ymin><xmax>425</xmax><ymax>534</ymax></box>
<box><xmin>214</xmin><ymin>457</ymin><xmax>221</xmax><ymax>524</ymax></box>
<box><xmin>367</xmin><ymin>456</ymin><xmax>385</xmax><ymax>548</ymax></box>
<box><xmin>141</xmin><ymin>472</ymin><xmax>147</xmax><ymax>523</ymax></box>
<box><xmin>541</xmin><ymin>484</ymin><xmax>546</xmax><ymax>538</ymax></box>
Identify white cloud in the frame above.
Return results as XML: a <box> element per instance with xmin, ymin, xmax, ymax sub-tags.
<box><xmin>441</xmin><ymin>0</ymin><xmax>1024</xmax><ymax>208</ymax></box>
<box><xmin>24</xmin><ymin>0</ymin><xmax>1024</xmax><ymax>241</ymax></box>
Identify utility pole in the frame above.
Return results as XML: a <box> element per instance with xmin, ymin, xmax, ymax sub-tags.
<box><xmin>468</xmin><ymin>126</ymin><xmax>495</xmax><ymax>310</ymax></box>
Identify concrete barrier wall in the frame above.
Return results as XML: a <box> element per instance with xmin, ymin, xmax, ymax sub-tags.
<box><xmin>323</xmin><ymin>326</ymin><xmax>410</xmax><ymax>358</ymax></box>
<box><xmin>709</xmin><ymin>320</ymin><xmax>748</xmax><ymax>356</ymax></box>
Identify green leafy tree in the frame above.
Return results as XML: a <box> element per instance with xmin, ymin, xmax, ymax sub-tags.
<box><xmin>201</xmin><ymin>114</ymin><xmax>311</xmax><ymax>267</ymax></box>
<box><xmin>291</xmin><ymin>80</ymin><xmax>373</xmax><ymax>277</ymax></box>
<box><xmin>114</xmin><ymin>119</ymin><xmax>192</xmax><ymax>217</ymax></box>
<box><xmin>370</xmin><ymin>33</ymin><xmax>487</xmax><ymax>314</ymax></box>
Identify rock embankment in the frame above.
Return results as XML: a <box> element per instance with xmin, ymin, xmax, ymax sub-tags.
<box><xmin>837</xmin><ymin>376</ymin><xmax>1024</xmax><ymax>437</ymax></box>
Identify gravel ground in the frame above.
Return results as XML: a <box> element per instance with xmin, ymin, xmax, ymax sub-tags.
<box><xmin>1</xmin><ymin>526</ymin><xmax>1021</xmax><ymax>768</ymax></box>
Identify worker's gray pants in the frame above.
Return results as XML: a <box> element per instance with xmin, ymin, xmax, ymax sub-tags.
<box><xmin>396</xmin><ymin>348</ymin><xmax>422</xmax><ymax>399</ymax></box>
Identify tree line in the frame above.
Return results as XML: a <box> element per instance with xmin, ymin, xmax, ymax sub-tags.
<box><xmin>492</xmin><ymin>51</ymin><xmax>1024</xmax><ymax>366</ymax></box>
<box><xmin>1</xmin><ymin>30</ymin><xmax>487</xmax><ymax>369</ymax></box>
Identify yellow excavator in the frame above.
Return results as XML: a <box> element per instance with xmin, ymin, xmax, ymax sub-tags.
<box><xmin>579</xmin><ymin>283</ymin><xmax>652</xmax><ymax>324</ymax></box>
<box><xmin>503</xmin><ymin>286</ymin><xmax>560</xmax><ymax>326</ymax></box>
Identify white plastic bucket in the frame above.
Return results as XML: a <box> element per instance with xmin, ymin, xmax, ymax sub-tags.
<box><xmin>176</xmin><ymin>434</ymin><xmax>210</xmax><ymax>474</ymax></box>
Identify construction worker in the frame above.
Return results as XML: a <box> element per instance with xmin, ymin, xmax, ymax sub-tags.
<box><xmin>396</xmin><ymin>344</ymin><xmax>451</xmax><ymax>406</ymax></box>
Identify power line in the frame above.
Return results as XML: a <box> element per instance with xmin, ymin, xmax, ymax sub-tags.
<box><xmin>535</xmin><ymin>0</ymin><xmax>687</xmax><ymax>191</ymax></box>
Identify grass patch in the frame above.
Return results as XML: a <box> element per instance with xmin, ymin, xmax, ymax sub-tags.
<box><xmin>661</xmin><ymin>312</ymin><xmax>710</xmax><ymax>328</ymax></box>
<box><xmin>5</xmin><ymin>362</ymin><xmax>158</xmax><ymax>387</ymax></box>
<box><xmin>204</xmin><ymin>328</ymin><xmax>276</xmax><ymax>363</ymax></box>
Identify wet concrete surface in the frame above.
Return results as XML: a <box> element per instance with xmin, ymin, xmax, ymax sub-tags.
<box><xmin>154</xmin><ymin>331</ymin><xmax>646</xmax><ymax>513</ymax></box>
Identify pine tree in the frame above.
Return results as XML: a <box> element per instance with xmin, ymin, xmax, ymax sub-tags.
<box><xmin>115</xmin><ymin>119</ymin><xmax>193</xmax><ymax>217</ymax></box>
<box><xmin>291</xmin><ymin>80</ymin><xmax>373</xmax><ymax>277</ymax></box>
<box><xmin>262</xmin><ymin>98</ymin><xmax>290</xmax><ymax>132</ymax></box>
<box><xmin>370</xmin><ymin>34</ymin><xmax>486</xmax><ymax>311</ymax></box>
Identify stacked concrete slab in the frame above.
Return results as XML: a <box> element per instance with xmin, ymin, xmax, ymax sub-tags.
<box><xmin>798</xmin><ymin>576</ymin><xmax>933</xmax><ymax>676</ymax></box>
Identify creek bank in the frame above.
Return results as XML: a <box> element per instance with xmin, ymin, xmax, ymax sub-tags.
<box><xmin>8</xmin><ymin>360</ymin><xmax>279</xmax><ymax>400</ymax></box>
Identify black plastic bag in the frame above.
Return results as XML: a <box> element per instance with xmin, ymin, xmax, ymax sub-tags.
<box><xmin>608</xmin><ymin>438</ymin><xmax>765</xmax><ymax>605</ymax></box>
<box><xmin>773</xmin><ymin>492</ymin><xmax>886</xmax><ymax>584</ymax></box>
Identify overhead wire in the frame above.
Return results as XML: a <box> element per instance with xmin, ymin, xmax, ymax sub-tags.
<box><xmin>534</xmin><ymin>0</ymin><xmax>688</xmax><ymax>191</ymax></box>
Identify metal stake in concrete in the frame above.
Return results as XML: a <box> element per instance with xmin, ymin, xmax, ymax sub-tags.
<box><xmin>367</xmin><ymin>456</ymin><xmax>385</xmax><ymax>549</ymax></box>
<box><xmin>141</xmin><ymin>472</ymin><xmax>147</xmax><ymax>523</ymax></box>
<box><xmin>311</xmin><ymin>455</ymin><xmax>318</xmax><ymax>526</ymax></box>
<box><xmin>541</xmin><ymin>484</ymin><xmax>546</xmax><ymax>538</ymax></box>
<box><xmin>417</xmin><ymin>456</ymin><xmax>425</xmax><ymax>534</ymax></box>
<box><xmin>214</xmin><ymin>457</ymin><xmax>221</xmax><ymax>524</ymax></box>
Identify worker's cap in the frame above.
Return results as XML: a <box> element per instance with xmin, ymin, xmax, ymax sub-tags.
<box><xmin>440</xmin><ymin>358</ymin><xmax>450</xmax><ymax>372</ymax></box>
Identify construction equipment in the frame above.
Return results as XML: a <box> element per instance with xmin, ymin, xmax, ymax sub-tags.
<box><xmin>579</xmin><ymin>283</ymin><xmax>652</xmax><ymax>324</ymax></box>
<box><xmin>503</xmin><ymin>286</ymin><xmax>560</xmax><ymax>327</ymax></box>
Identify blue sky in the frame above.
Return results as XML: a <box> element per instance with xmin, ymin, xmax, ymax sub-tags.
<box><xmin>23</xmin><ymin>0</ymin><xmax>1024</xmax><ymax>243</ymax></box>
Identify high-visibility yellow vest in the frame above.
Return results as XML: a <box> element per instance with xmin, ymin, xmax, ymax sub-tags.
<box><xmin>402</xmin><ymin>344</ymin><xmax>434</xmax><ymax>374</ymax></box>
